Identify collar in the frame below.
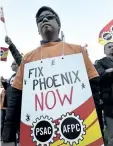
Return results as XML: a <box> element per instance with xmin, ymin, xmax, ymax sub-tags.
<box><xmin>40</xmin><ymin>38</ymin><xmax>61</xmax><ymax>45</ymax></box>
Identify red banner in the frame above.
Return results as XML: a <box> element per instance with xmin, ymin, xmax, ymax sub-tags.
<box><xmin>98</xmin><ymin>20</ymin><xmax>113</xmax><ymax>45</ymax></box>
<box><xmin>0</xmin><ymin>47</ymin><xmax>8</xmax><ymax>61</ymax></box>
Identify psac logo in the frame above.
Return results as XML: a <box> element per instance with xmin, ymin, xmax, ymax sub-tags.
<box><xmin>31</xmin><ymin>116</ymin><xmax>57</xmax><ymax>146</ymax></box>
<box><xmin>31</xmin><ymin>113</ymin><xmax>86</xmax><ymax>146</ymax></box>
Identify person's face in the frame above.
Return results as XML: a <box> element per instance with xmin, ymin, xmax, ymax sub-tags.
<box><xmin>104</xmin><ymin>42</ymin><xmax>113</xmax><ymax>56</ymax></box>
<box><xmin>11</xmin><ymin>61</ymin><xmax>18</xmax><ymax>72</ymax></box>
<box><xmin>37</xmin><ymin>10</ymin><xmax>59</xmax><ymax>37</ymax></box>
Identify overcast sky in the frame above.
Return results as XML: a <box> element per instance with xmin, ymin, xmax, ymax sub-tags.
<box><xmin>0</xmin><ymin>0</ymin><xmax>113</xmax><ymax>79</ymax></box>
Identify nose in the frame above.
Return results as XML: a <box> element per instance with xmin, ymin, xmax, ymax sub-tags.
<box><xmin>42</xmin><ymin>17</ymin><xmax>48</xmax><ymax>23</ymax></box>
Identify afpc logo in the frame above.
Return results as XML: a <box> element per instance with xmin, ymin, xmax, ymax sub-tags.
<box><xmin>57</xmin><ymin>113</ymin><xmax>86</xmax><ymax>145</ymax></box>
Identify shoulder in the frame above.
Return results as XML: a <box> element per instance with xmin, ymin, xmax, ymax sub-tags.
<box><xmin>97</xmin><ymin>57</ymin><xmax>107</xmax><ymax>64</ymax></box>
<box><xmin>65</xmin><ymin>43</ymin><xmax>83</xmax><ymax>53</ymax></box>
<box><xmin>22</xmin><ymin>47</ymin><xmax>40</xmax><ymax>63</ymax></box>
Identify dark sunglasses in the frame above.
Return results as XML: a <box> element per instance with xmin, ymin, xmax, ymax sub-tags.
<box><xmin>36</xmin><ymin>14</ymin><xmax>55</xmax><ymax>23</ymax></box>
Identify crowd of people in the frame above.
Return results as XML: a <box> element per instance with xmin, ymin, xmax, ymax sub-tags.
<box><xmin>0</xmin><ymin>6</ymin><xmax>113</xmax><ymax>146</ymax></box>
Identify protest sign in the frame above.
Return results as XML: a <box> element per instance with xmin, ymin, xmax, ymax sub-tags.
<box><xmin>20</xmin><ymin>53</ymin><xmax>104</xmax><ymax>146</ymax></box>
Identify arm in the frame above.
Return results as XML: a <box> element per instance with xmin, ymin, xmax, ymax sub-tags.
<box><xmin>5</xmin><ymin>36</ymin><xmax>22</xmax><ymax>65</ymax></box>
<box><xmin>96</xmin><ymin>61</ymin><xmax>113</xmax><ymax>84</ymax></box>
<box><xmin>81</xmin><ymin>47</ymin><xmax>100</xmax><ymax>106</ymax></box>
<box><xmin>1</xmin><ymin>77</ymin><xmax>9</xmax><ymax>90</ymax></box>
<box><xmin>2</xmin><ymin>81</ymin><xmax>10</xmax><ymax>90</ymax></box>
<box><xmin>95</xmin><ymin>62</ymin><xmax>105</xmax><ymax>76</ymax></box>
<box><xmin>2</xmin><ymin>81</ymin><xmax>8</xmax><ymax>90</ymax></box>
<box><xmin>9</xmin><ymin>44</ymin><xmax>22</xmax><ymax>66</ymax></box>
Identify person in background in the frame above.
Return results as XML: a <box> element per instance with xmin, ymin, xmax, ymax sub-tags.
<box><xmin>1</xmin><ymin>36</ymin><xmax>22</xmax><ymax>146</ymax></box>
<box><xmin>0</xmin><ymin>87</ymin><xmax>6</xmax><ymax>139</ymax></box>
<box><xmin>1</xmin><ymin>36</ymin><xmax>22</xmax><ymax>91</ymax></box>
<box><xmin>0</xmin><ymin>60</ymin><xmax>18</xmax><ymax>135</ymax></box>
<box><xmin>95</xmin><ymin>60</ymin><xmax>99</xmax><ymax>65</ymax></box>
<box><xmin>94</xmin><ymin>60</ymin><xmax>104</xmax><ymax>138</ymax></box>
<box><xmin>96</xmin><ymin>42</ymin><xmax>113</xmax><ymax>146</ymax></box>
<box><xmin>2</xmin><ymin>6</ymin><xmax>102</xmax><ymax>146</ymax></box>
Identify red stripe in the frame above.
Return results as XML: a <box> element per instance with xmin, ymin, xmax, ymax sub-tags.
<box><xmin>20</xmin><ymin>122</ymin><xmax>35</xmax><ymax>146</ymax></box>
<box><xmin>87</xmin><ymin>138</ymin><xmax>104</xmax><ymax>146</ymax></box>
<box><xmin>0</xmin><ymin>47</ymin><xmax>8</xmax><ymax>51</ymax></box>
<box><xmin>99</xmin><ymin>20</ymin><xmax>113</xmax><ymax>37</ymax></box>
<box><xmin>55</xmin><ymin>96</ymin><xmax>95</xmax><ymax>125</ymax></box>
<box><xmin>72</xmin><ymin>96</ymin><xmax>95</xmax><ymax>120</ymax></box>
<box><xmin>1</xmin><ymin>58</ymin><xmax>7</xmax><ymax>61</ymax></box>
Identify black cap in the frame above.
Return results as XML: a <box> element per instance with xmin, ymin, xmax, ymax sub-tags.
<box><xmin>36</xmin><ymin>6</ymin><xmax>61</xmax><ymax>27</ymax></box>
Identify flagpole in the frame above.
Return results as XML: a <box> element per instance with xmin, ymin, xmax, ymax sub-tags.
<box><xmin>1</xmin><ymin>5</ymin><xmax>8</xmax><ymax>35</ymax></box>
<box><xmin>3</xmin><ymin>6</ymin><xmax>8</xmax><ymax>35</ymax></box>
<box><xmin>4</xmin><ymin>20</ymin><xmax>8</xmax><ymax>35</ymax></box>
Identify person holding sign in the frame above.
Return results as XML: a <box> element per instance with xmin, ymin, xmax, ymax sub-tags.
<box><xmin>2</xmin><ymin>6</ymin><xmax>103</xmax><ymax>145</ymax></box>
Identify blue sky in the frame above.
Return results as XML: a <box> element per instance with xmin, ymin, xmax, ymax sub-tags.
<box><xmin>0</xmin><ymin>0</ymin><xmax>113</xmax><ymax>78</ymax></box>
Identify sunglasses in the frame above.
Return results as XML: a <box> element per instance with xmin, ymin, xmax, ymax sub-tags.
<box><xmin>36</xmin><ymin>14</ymin><xmax>55</xmax><ymax>23</ymax></box>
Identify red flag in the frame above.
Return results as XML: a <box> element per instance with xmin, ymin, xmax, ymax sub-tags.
<box><xmin>0</xmin><ymin>47</ymin><xmax>8</xmax><ymax>61</ymax></box>
<box><xmin>0</xmin><ymin>7</ymin><xmax>5</xmax><ymax>23</ymax></box>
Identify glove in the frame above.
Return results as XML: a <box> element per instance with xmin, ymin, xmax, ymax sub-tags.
<box><xmin>5</xmin><ymin>36</ymin><xmax>13</xmax><ymax>46</ymax></box>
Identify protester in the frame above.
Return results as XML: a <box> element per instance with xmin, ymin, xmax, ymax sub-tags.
<box><xmin>94</xmin><ymin>60</ymin><xmax>105</xmax><ymax>138</ymax></box>
<box><xmin>2</xmin><ymin>6</ymin><xmax>102</xmax><ymax>145</ymax></box>
<box><xmin>1</xmin><ymin>36</ymin><xmax>22</xmax><ymax>146</ymax></box>
<box><xmin>95</xmin><ymin>60</ymin><xmax>99</xmax><ymax>65</ymax></box>
<box><xmin>96</xmin><ymin>42</ymin><xmax>113</xmax><ymax>146</ymax></box>
<box><xmin>0</xmin><ymin>60</ymin><xmax>18</xmax><ymax>137</ymax></box>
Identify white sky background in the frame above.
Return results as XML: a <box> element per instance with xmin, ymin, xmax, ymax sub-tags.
<box><xmin>0</xmin><ymin>0</ymin><xmax>113</xmax><ymax>79</ymax></box>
